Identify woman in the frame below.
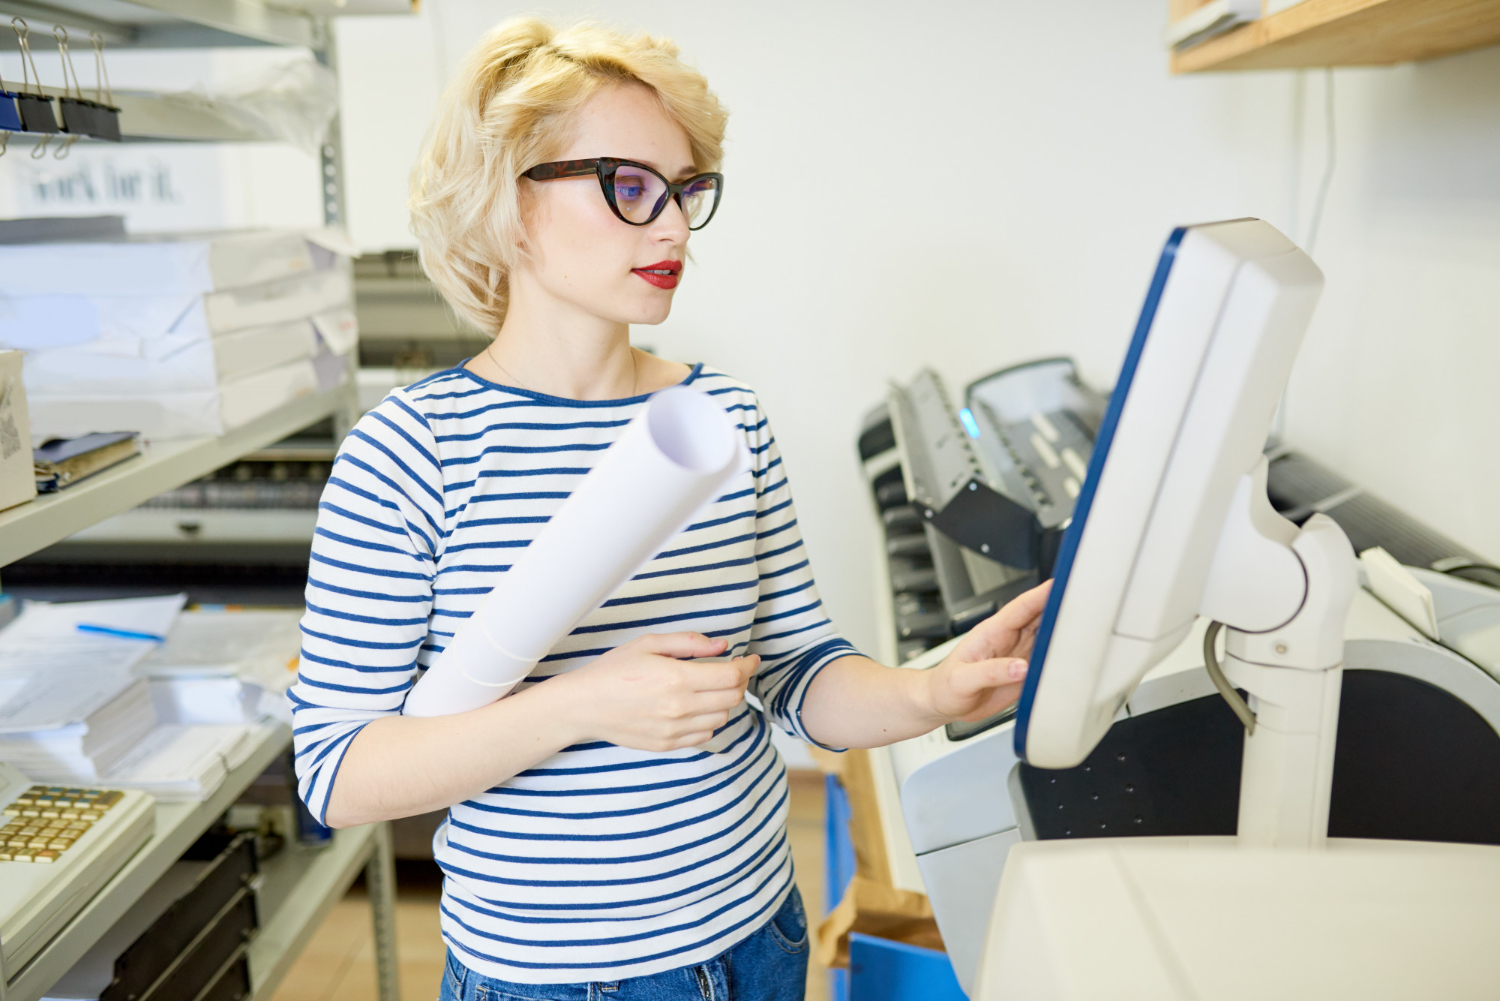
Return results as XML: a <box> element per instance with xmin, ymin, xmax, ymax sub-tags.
<box><xmin>289</xmin><ymin>17</ymin><xmax>1049</xmax><ymax>1000</ymax></box>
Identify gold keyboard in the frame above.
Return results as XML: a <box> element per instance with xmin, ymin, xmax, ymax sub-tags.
<box><xmin>0</xmin><ymin>786</ymin><xmax>125</xmax><ymax>864</ymax></box>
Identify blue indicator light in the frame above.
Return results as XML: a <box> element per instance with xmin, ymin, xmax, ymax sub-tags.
<box><xmin>958</xmin><ymin>407</ymin><xmax>981</xmax><ymax>439</ymax></box>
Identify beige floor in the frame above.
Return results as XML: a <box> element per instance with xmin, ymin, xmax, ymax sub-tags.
<box><xmin>269</xmin><ymin>770</ymin><xmax>831</xmax><ymax>1001</ymax></box>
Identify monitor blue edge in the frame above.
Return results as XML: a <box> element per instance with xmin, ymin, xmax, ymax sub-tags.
<box><xmin>1012</xmin><ymin>226</ymin><xmax>1189</xmax><ymax>763</ymax></box>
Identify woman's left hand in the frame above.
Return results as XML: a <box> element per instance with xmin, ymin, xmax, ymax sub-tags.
<box><xmin>921</xmin><ymin>580</ymin><xmax>1053</xmax><ymax>723</ymax></box>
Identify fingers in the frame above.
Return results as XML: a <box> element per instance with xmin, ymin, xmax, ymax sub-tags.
<box><xmin>682</xmin><ymin>711</ymin><xmax>731</xmax><ymax>735</ymax></box>
<box><xmin>637</xmin><ymin>631</ymin><xmax>730</xmax><ymax>660</ymax></box>
<box><xmin>958</xmin><ymin>580</ymin><xmax>1054</xmax><ymax>660</ymax></box>
<box><xmin>682</xmin><ymin>654</ymin><xmax>759</xmax><ymax>692</ymax></box>
<box><xmin>945</xmin><ymin>658</ymin><xmax>1030</xmax><ymax>722</ymax></box>
<box><xmin>951</xmin><ymin>657</ymin><xmax>1029</xmax><ymax>696</ymax></box>
<box><xmin>1001</xmin><ymin>579</ymin><xmax>1053</xmax><ymax>627</ymax></box>
<box><xmin>633</xmin><ymin>710</ymin><xmax>736</xmax><ymax>753</ymax></box>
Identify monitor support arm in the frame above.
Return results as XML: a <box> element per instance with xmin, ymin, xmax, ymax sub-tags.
<box><xmin>1199</xmin><ymin>458</ymin><xmax>1359</xmax><ymax>849</ymax></box>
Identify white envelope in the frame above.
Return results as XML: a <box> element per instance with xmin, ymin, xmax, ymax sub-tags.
<box><xmin>204</xmin><ymin>268</ymin><xmax>352</xmax><ymax>334</ymax></box>
<box><xmin>19</xmin><ymin>318</ymin><xmax>321</xmax><ymax>395</ymax></box>
<box><xmin>0</xmin><ymin>261</ymin><xmax>351</xmax><ymax>355</ymax></box>
<box><xmin>311</xmin><ymin>305</ymin><xmax>359</xmax><ymax>355</ymax></box>
<box><xmin>215</xmin><ymin>319</ymin><xmax>320</xmax><ymax>382</ymax></box>
<box><xmin>218</xmin><ymin>358</ymin><xmax>319</xmax><ymax>429</ymax></box>
<box><xmin>0</xmin><ymin>229</ymin><xmax>319</xmax><ymax>296</ymax></box>
<box><xmin>0</xmin><ymin>292</ymin><xmax>199</xmax><ymax>355</ymax></box>
<box><xmin>23</xmin><ymin>336</ymin><xmax>218</xmax><ymax>395</ymax></box>
<box><xmin>27</xmin><ymin>391</ymin><xmax>224</xmax><ymax>439</ymax></box>
<box><xmin>27</xmin><ymin>356</ymin><xmax>320</xmax><ymax>440</ymax></box>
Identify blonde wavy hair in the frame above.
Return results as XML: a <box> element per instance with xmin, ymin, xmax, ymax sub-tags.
<box><xmin>409</xmin><ymin>18</ymin><xmax>728</xmax><ymax>334</ymax></box>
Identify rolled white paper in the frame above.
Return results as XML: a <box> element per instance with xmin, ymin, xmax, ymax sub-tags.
<box><xmin>402</xmin><ymin>385</ymin><xmax>745</xmax><ymax>717</ymax></box>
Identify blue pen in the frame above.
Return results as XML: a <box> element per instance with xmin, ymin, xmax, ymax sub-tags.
<box><xmin>77</xmin><ymin>623</ymin><xmax>166</xmax><ymax>643</ymax></box>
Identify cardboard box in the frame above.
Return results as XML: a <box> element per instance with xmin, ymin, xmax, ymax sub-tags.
<box><xmin>0</xmin><ymin>350</ymin><xmax>37</xmax><ymax>512</ymax></box>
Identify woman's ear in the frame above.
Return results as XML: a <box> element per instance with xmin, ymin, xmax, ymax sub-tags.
<box><xmin>514</xmin><ymin>177</ymin><xmax>539</xmax><ymax>254</ymax></box>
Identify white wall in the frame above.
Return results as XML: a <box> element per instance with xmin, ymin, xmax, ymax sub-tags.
<box><xmin>330</xmin><ymin>2</ymin><xmax>1500</xmax><ymax>656</ymax></box>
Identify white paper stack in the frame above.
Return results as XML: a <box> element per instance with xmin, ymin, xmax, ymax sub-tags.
<box><xmin>101</xmin><ymin>724</ymin><xmax>257</xmax><ymax>802</ymax></box>
<box><xmin>0</xmin><ymin>673</ymin><xmax>157</xmax><ymax>782</ymax></box>
<box><xmin>0</xmin><ymin>595</ymin><xmax>185</xmax><ymax>782</ymax></box>
<box><xmin>136</xmin><ymin>609</ymin><xmax>303</xmax><ymax>725</ymax></box>
<box><xmin>0</xmin><ymin>228</ymin><xmax>359</xmax><ymax>440</ymax></box>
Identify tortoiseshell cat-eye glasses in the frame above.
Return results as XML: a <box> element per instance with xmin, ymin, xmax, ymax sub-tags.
<box><xmin>522</xmin><ymin>158</ymin><xmax>724</xmax><ymax>231</ymax></box>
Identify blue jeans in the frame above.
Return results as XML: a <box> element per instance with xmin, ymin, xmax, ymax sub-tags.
<box><xmin>439</xmin><ymin>887</ymin><xmax>809</xmax><ymax>1001</ymax></box>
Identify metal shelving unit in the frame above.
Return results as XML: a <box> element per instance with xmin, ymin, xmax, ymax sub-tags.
<box><xmin>0</xmin><ymin>386</ymin><xmax>345</xmax><ymax>567</ymax></box>
<box><xmin>1</xmin><ymin>726</ymin><xmax>398</xmax><ymax>1001</ymax></box>
<box><xmin>0</xmin><ymin>2</ymin><xmax>408</xmax><ymax>999</ymax></box>
<box><xmin>0</xmin><ymin>724</ymin><xmax>397</xmax><ymax>1001</ymax></box>
<box><xmin>249</xmin><ymin>822</ymin><xmax>396</xmax><ymax>1001</ymax></box>
<box><xmin>0</xmin><ymin>1</ymin><xmax>325</xmax><ymax>49</ymax></box>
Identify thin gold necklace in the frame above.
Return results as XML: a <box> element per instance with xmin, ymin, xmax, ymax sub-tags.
<box><xmin>485</xmin><ymin>343</ymin><xmax>640</xmax><ymax>398</ymax></box>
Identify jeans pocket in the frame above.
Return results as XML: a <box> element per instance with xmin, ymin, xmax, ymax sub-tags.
<box><xmin>766</xmin><ymin>888</ymin><xmax>809</xmax><ymax>954</ymax></box>
<box><xmin>476</xmin><ymin>988</ymin><xmax>549</xmax><ymax>1001</ymax></box>
<box><xmin>442</xmin><ymin>951</ymin><xmax>468</xmax><ymax>1000</ymax></box>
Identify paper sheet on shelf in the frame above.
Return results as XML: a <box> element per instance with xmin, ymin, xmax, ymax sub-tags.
<box><xmin>0</xmin><ymin>594</ymin><xmax>186</xmax><ymax>653</ymax></box>
<box><xmin>20</xmin><ymin>317</ymin><xmax>321</xmax><ymax>395</ymax></box>
<box><xmin>1</xmin><ymin>267</ymin><xmax>351</xmax><ymax>364</ymax></box>
<box><xmin>138</xmin><ymin>609</ymin><xmax>303</xmax><ymax>725</ymax></box>
<box><xmin>26</xmin><ymin>355</ymin><xmax>319</xmax><ymax>440</ymax></box>
<box><xmin>102</xmin><ymin>723</ymin><xmax>256</xmax><ymax>801</ymax></box>
<box><xmin>136</xmin><ymin>609</ymin><xmax>301</xmax><ymax>680</ymax></box>
<box><xmin>403</xmin><ymin>385</ymin><xmax>746</xmax><ymax>717</ymax></box>
<box><xmin>0</xmin><ymin>230</ymin><xmax>320</xmax><ymax>297</ymax></box>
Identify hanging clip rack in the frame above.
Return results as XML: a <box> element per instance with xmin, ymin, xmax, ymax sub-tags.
<box><xmin>11</xmin><ymin>18</ymin><xmax>60</xmax><ymax>158</ymax></box>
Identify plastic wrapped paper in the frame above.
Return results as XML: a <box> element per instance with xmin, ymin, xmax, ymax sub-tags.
<box><xmin>402</xmin><ymin>385</ymin><xmax>745</xmax><ymax>717</ymax></box>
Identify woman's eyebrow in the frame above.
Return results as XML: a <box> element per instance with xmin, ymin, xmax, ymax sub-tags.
<box><xmin>633</xmin><ymin>156</ymin><xmax>699</xmax><ymax>181</ymax></box>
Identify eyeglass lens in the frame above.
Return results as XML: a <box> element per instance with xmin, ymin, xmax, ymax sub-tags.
<box><xmin>610</xmin><ymin>165</ymin><xmax>719</xmax><ymax>229</ymax></box>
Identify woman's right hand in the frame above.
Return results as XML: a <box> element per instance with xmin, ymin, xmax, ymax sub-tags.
<box><xmin>545</xmin><ymin>632</ymin><xmax>758</xmax><ymax>751</ymax></box>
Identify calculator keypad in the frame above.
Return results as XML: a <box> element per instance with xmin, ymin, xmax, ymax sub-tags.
<box><xmin>0</xmin><ymin>785</ymin><xmax>124</xmax><ymax>863</ymax></box>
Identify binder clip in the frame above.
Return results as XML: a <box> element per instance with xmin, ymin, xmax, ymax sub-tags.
<box><xmin>88</xmin><ymin>31</ymin><xmax>121</xmax><ymax>142</ymax></box>
<box><xmin>53</xmin><ymin>25</ymin><xmax>98</xmax><ymax>146</ymax></box>
<box><xmin>0</xmin><ymin>62</ymin><xmax>22</xmax><ymax>136</ymax></box>
<box><xmin>10</xmin><ymin>19</ymin><xmax>59</xmax><ymax>157</ymax></box>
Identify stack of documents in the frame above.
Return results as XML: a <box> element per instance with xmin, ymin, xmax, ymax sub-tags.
<box><xmin>0</xmin><ymin>228</ymin><xmax>359</xmax><ymax>440</ymax></box>
<box><xmin>136</xmin><ymin>609</ymin><xmax>303</xmax><ymax>725</ymax></box>
<box><xmin>0</xmin><ymin>595</ymin><xmax>184</xmax><ymax>783</ymax></box>
<box><xmin>0</xmin><ymin>674</ymin><xmax>155</xmax><ymax>782</ymax></box>
<box><xmin>102</xmin><ymin>724</ymin><xmax>257</xmax><ymax>802</ymax></box>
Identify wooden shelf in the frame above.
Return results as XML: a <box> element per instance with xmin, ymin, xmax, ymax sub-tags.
<box><xmin>1172</xmin><ymin>0</ymin><xmax>1500</xmax><ymax>72</ymax></box>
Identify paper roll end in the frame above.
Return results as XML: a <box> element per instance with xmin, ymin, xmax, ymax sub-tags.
<box><xmin>401</xmin><ymin>621</ymin><xmax>537</xmax><ymax>717</ymax></box>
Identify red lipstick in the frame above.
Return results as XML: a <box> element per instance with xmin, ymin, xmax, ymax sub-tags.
<box><xmin>632</xmin><ymin>260</ymin><xmax>683</xmax><ymax>290</ymax></box>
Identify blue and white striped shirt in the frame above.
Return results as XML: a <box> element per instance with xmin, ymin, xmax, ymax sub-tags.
<box><xmin>288</xmin><ymin>363</ymin><xmax>854</xmax><ymax>982</ymax></box>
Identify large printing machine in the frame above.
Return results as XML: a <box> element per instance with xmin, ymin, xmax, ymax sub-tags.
<box><xmin>862</xmin><ymin>359</ymin><xmax>1500</xmax><ymax>993</ymax></box>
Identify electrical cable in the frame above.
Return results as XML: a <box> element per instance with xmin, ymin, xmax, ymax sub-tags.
<box><xmin>1303</xmin><ymin>68</ymin><xmax>1337</xmax><ymax>255</ymax></box>
<box><xmin>1203</xmin><ymin>620</ymin><xmax>1257</xmax><ymax>734</ymax></box>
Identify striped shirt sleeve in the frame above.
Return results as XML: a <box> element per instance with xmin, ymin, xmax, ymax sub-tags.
<box><xmin>739</xmin><ymin>398</ymin><xmax>857</xmax><ymax>749</ymax></box>
<box><xmin>287</xmin><ymin>393</ymin><xmax>446</xmax><ymax>824</ymax></box>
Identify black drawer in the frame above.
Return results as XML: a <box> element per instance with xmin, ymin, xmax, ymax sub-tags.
<box><xmin>102</xmin><ymin>833</ymin><xmax>258</xmax><ymax>1001</ymax></box>
<box><xmin>142</xmin><ymin>891</ymin><xmax>257</xmax><ymax>1001</ymax></box>
<box><xmin>197</xmin><ymin>951</ymin><xmax>252</xmax><ymax>1001</ymax></box>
